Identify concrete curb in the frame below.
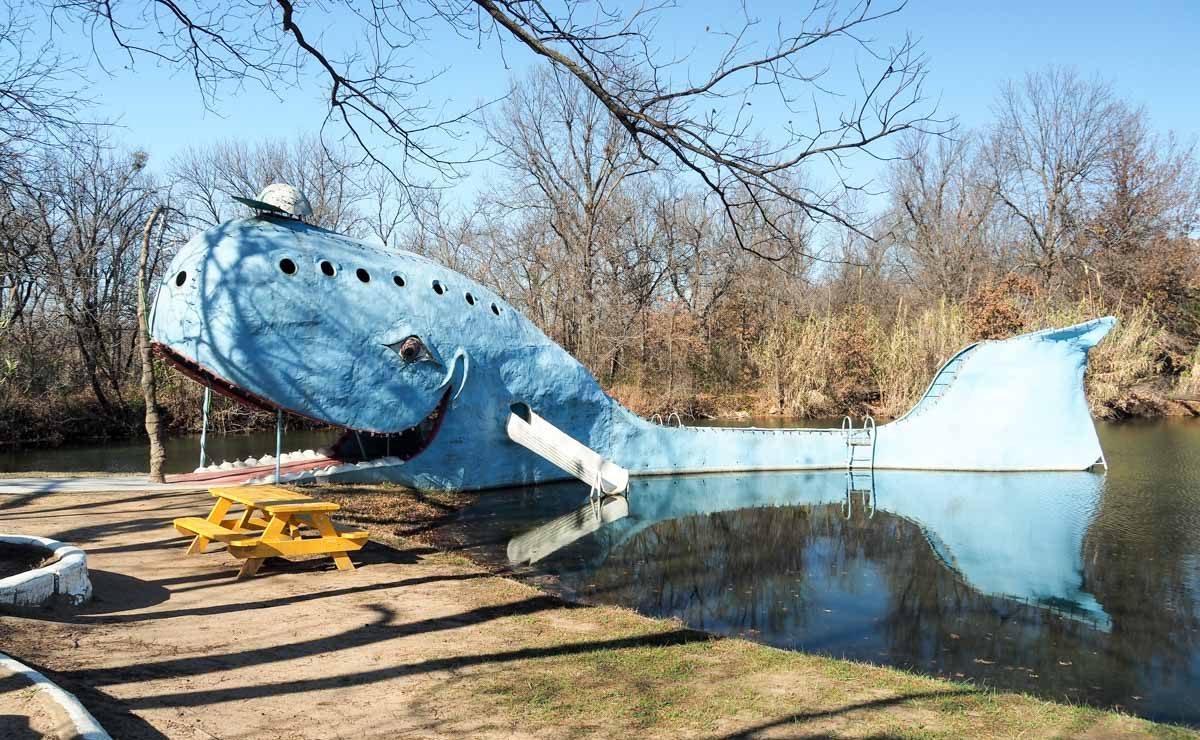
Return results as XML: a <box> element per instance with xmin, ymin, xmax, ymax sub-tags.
<box><xmin>0</xmin><ymin>652</ymin><xmax>112</xmax><ymax>740</ymax></box>
<box><xmin>0</xmin><ymin>534</ymin><xmax>93</xmax><ymax>608</ymax></box>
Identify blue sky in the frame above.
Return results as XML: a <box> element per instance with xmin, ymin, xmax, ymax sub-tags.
<box><xmin>53</xmin><ymin>0</ymin><xmax>1200</xmax><ymax>202</ymax></box>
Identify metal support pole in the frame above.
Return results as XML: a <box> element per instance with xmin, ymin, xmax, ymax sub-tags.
<box><xmin>275</xmin><ymin>409</ymin><xmax>283</xmax><ymax>484</ymax></box>
<box><xmin>198</xmin><ymin>386</ymin><xmax>211</xmax><ymax>469</ymax></box>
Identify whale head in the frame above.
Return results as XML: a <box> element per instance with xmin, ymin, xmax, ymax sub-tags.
<box><xmin>150</xmin><ymin>215</ymin><xmax>511</xmax><ymax>462</ymax></box>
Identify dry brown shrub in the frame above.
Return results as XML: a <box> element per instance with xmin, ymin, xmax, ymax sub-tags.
<box><xmin>965</xmin><ymin>274</ymin><xmax>1039</xmax><ymax>340</ymax></box>
<box><xmin>1175</xmin><ymin>347</ymin><xmax>1200</xmax><ymax>400</ymax></box>
<box><xmin>749</xmin><ymin>307</ymin><xmax>882</xmax><ymax>418</ymax></box>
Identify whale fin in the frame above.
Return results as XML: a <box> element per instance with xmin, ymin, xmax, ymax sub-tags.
<box><xmin>877</xmin><ymin>317</ymin><xmax>1115</xmax><ymax>471</ymax></box>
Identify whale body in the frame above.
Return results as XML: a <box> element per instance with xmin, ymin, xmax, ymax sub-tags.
<box><xmin>150</xmin><ymin>214</ymin><xmax>1113</xmax><ymax>491</ymax></box>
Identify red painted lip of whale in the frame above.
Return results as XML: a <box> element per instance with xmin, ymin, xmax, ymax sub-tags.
<box><xmin>152</xmin><ymin>342</ymin><xmax>322</xmax><ymax>422</ymax></box>
<box><xmin>152</xmin><ymin>342</ymin><xmax>451</xmax><ymax>485</ymax></box>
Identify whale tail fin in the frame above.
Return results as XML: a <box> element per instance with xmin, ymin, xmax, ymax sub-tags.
<box><xmin>878</xmin><ymin>317</ymin><xmax>1115</xmax><ymax>471</ymax></box>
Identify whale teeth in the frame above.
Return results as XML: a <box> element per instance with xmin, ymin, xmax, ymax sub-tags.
<box><xmin>218</xmin><ymin>460</ymin><xmax>233</xmax><ymax>470</ymax></box>
<box><xmin>243</xmin><ymin>456</ymin><xmax>257</xmax><ymax>466</ymax></box>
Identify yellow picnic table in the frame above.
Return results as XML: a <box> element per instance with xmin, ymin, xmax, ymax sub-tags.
<box><xmin>173</xmin><ymin>485</ymin><xmax>369</xmax><ymax>579</ymax></box>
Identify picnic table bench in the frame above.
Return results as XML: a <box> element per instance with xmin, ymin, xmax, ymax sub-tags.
<box><xmin>174</xmin><ymin>485</ymin><xmax>368</xmax><ymax>579</ymax></box>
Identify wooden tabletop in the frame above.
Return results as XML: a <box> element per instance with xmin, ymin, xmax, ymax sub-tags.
<box><xmin>209</xmin><ymin>485</ymin><xmax>312</xmax><ymax>508</ymax></box>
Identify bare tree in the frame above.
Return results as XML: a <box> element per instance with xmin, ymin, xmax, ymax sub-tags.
<box><xmin>1089</xmin><ymin>110</ymin><xmax>1198</xmax><ymax>262</ymax></box>
<box><xmin>886</xmin><ymin>131</ymin><xmax>996</xmax><ymax>299</ymax></box>
<box><xmin>137</xmin><ymin>205</ymin><xmax>166</xmax><ymax>481</ymax></box>
<box><xmin>985</xmin><ymin>67</ymin><xmax>1122</xmax><ymax>286</ymax></box>
<box><xmin>1086</xmin><ymin>109</ymin><xmax>1200</xmax><ymax>328</ymax></box>
<box><xmin>485</xmin><ymin>67</ymin><xmax>655</xmax><ymax>365</ymax></box>
<box><xmin>45</xmin><ymin>0</ymin><xmax>941</xmax><ymax>257</ymax></box>
<box><xmin>18</xmin><ymin>138</ymin><xmax>157</xmax><ymax>411</ymax></box>
<box><xmin>0</xmin><ymin>3</ymin><xmax>89</xmax><ymax>156</ymax></box>
<box><xmin>170</xmin><ymin>136</ymin><xmax>370</xmax><ymax>233</ymax></box>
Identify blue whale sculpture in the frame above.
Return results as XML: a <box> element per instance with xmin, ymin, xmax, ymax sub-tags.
<box><xmin>150</xmin><ymin>214</ymin><xmax>1113</xmax><ymax>491</ymax></box>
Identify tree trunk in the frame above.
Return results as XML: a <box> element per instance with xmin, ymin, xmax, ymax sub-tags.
<box><xmin>137</xmin><ymin>206</ymin><xmax>166</xmax><ymax>482</ymax></box>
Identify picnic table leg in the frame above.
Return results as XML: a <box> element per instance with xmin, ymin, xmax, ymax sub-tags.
<box><xmin>237</xmin><ymin>557</ymin><xmax>264</xmax><ymax>579</ymax></box>
<box><xmin>312</xmin><ymin>514</ymin><xmax>355</xmax><ymax>571</ymax></box>
<box><xmin>236</xmin><ymin>512</ymin><xmax>291</xmax><ymax>580</ymax></box>
<box><xmin>187</xmin><ymin>497</ymin><xmax>233</xmax><ymax>555</ymax></box>
<box><xmin>235</xmin><ymin>506</ymin><xmax>257</xmax><ymax>530</ymax></box>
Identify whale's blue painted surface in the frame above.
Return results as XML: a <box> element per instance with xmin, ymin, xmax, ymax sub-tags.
<box><xmin>151</xmin><ymin>215</ymin><xmax>1113</xmax><ymax>491</ymax></box>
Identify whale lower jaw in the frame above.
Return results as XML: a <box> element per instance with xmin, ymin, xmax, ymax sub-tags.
<box><xmin>166</xmin><ymin>452</ymin><xmax>409</xmax><ymax>486</ymax></box>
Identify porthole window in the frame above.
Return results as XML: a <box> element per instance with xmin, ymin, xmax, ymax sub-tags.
<box><xmin>320</xmin><ymin>260</ymin><xmax>336</xmax><ymax>277</ymax></box>
<box><xmin>174</xmin><ymin>271</ymin><xmax>187</xmax><ymax>287</ymax></box>
<box><xmin>465</xmin><ymin>292</ymin><xmax>475</xmax><ymax>306</ymax></box>
<box><xmin>432</xmin><ymin>280</ymin><xmax>444</xmax><ymax>295</ymax></box>
<box><xmin>491</xmin><ymin>303</ymin><xmax>501</xmax><ymax>316</ymax></box>
<box><xmin>356</xmin><ymin>268</ymin><xmax>370</xmax><ymax>283</ymax></box>
<box><xmin>279</xmin><ymin>258</ymin><xmax>296</xmax><ymax>275</ymax></box>
<box><xmin>393</xmin><ymin>275</ymin><xmax>406</xmax><ymax>288</ymax></box>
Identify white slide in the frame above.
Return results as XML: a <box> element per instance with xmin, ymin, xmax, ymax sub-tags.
<box><xmin>506</xmin><ymin>406</ymin><xmax>629</xmax><ymax>494</ymax></box>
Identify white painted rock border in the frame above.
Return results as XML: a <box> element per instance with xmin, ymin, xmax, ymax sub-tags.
<box><xmin>0</xmin><ymin>651</ymin><xmax>112</xmax><ymax>740</ymax></box>
<box><xmin>0</xmin><ymin>534</ymin><xmax>93</xmax><ymax>608</ymax></box>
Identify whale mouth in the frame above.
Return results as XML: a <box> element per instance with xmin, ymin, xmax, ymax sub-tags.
<box><xmin>153</xmin><ymin>342</ymin><xmax>451</xmax><ymax>483</ymax></box>
<box><xmin>328</xmin><ymin>385</ymin><xmax>451</xmax><ymax>463</ymax></box>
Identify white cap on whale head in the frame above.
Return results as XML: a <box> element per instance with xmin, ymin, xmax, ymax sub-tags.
<box><xmin>233</xmin><ymin>183</ymin><xmax>313</xmax><ymax>221</ymax></box>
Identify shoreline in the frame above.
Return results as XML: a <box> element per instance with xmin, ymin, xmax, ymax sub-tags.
<box><xmin>0</xmin><ymin>481</ymin><xmax>1193</xmax><ymax>737</ymax></box>
<box><xmin>3</xmin><ymin>394</ymin><xmax>1199</xmax><ymax>456</ymax></box>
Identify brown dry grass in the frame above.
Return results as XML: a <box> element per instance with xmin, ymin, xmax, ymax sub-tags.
<box><xmin>743</xmin><ymin>290</ymin><xmax>1167</xmax><ymax>421</ymax></box>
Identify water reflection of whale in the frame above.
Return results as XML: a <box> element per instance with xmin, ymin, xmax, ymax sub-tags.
<box><xmin>507</xmin><ymin>470</ymin><xmax>1109</xmax><ymax>629</ymax></box>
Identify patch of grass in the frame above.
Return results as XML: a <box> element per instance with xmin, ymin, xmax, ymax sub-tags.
<box><xmin>464</xmin><ymin>607</ymin><xmax>1190</xmax><ymax>738</ymax></box>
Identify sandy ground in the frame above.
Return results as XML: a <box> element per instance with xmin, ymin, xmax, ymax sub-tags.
<box><xmin>0</xmin><ymin>487</ymin><xmax>570</xmax><ymax>738</ymax></box>
<box><xmin>0</xmin><ymin>663</ymin><xmax>80</xmax><ymax>740</ymax></box>
<box><xmin>0</xmin><ymin>485</ymin><xmax>1191</xmax><ymax>740</ymax></box>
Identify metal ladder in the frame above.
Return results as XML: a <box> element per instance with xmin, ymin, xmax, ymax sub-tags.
<box><xmin>841</xmin><ymin>415</ymin><xmax>877</xmax><ymax>519</ymax></box>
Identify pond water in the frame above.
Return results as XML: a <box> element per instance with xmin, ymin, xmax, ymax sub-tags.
<box><xmin>3</xmin><ymin>418</ymin><xmax>1199</xmax><ymax>724</ymax></box>
<box><xmin>0</xmin><ymin>428</ymin><xmax>334</xmax><ymax>474</ymax></box>
<box><xmin>444</xmin><ymin>419</ymin><xmax>1200</xmax><ymax>727</ymax></box>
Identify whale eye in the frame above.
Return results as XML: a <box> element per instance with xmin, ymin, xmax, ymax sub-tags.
<box><xmin>389</xmin><ymin>336</ymin><xmax>430</xmax><ymax>364</ymax></box>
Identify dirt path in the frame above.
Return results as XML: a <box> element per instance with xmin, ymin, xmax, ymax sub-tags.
<box><xmin>0</xmin><ymin>485</ymin><xmax>1191</xmax><ymax>739</ymax></box>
